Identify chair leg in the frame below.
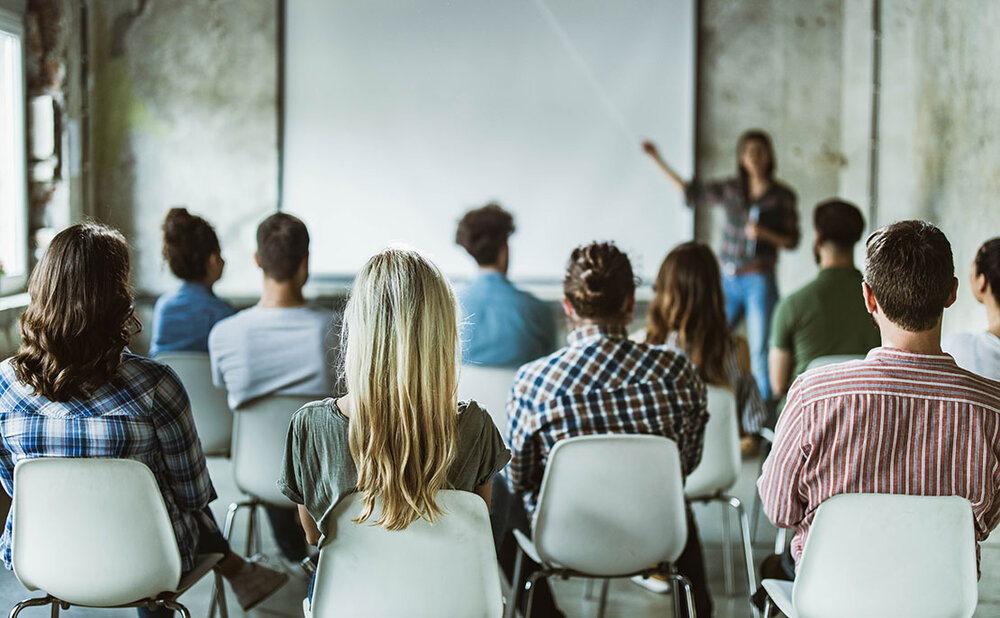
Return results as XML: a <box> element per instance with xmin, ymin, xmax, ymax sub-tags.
<box><xmin>596</xmin><ymin>579</ymin><xmax>610</xmax><ymax>618</ymax></box>
<box><xmin>504</xmin><ymin>548</ymin><xmax>525</xmax><ymax>618</ymax></box>
<box><xmin>722</xmin><ymin>499</ymin><xmax>734</xmax><ymax>595</ymax></box>
<box><xmin>222</xmin><ymin>502</ymin><xmax>242</xmax><ymax>540</ymax></box>
<box><xmin>583</xmin><ymin>578</ymin><xmax>594</xmax><ymax>600</ymax></box>
<box><xmin>730</xmin><ymin>496</ymin><xmax>759</xmax><ymax>615</ymax></box>
<box><xmin>774</xmin><ymin>527</ymin><xmax>787</xmax><ymax>555</ymax></box>
<box><xmin>161</xmin><ymin>599</ymin><xmax>191</xmax><ymax>618</ymax></box>
<box><xmin>763</xmin><ymin>597</ymin><xmax>774</xmax><ymax>617</ymax></box>
<box><xmin>49</xmin><ymin>601</ymin><xmax>58</xmax><ymax>618</ymax></box>
<box><xmin>8</xmin><ymin>596</ymin><xmax>55</xmax><ymax>618</ymax></box>
<box><xmin>213</xmin><ymin>570</ymin><xmax>229</xmax><ymax>618</ymax></box>
<box><xmin>523</xmin><ymin>571</ymin><xmax>551</xmax><ymax>618</ymax></box>
<box><xmin>667</xmin><ymin>572</ymin><xmax>696</xmax><ymax>618</ymax></box>
<box><xmin>246</xmin><ymin>504</ymin><xmax>258</xmax><ymax>556</ymax></box>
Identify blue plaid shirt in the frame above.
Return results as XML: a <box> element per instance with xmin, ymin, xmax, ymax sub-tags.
<box><xmin>507</xmin><ymin>325</ymin><xmax>708</xmax><ymax>514</ymax></box>
<box><xmin>0</xmin><ymin>354</ymin><xmax>216</xmax><ymax>572</ymax></box>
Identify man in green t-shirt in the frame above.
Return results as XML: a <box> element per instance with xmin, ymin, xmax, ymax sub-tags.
<box><xmin>769</xmin><ymin>199</ymin><xmax>881</xmax><ymax>400</ymax></box>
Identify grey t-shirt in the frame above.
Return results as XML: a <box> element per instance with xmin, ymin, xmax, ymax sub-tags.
<box><xmin>278</xmin><ymin>398</ymin><xmax>510</xmax><ymax>545</ymax></box>
<box><xmin>208</xmin><ymin>305</ymin><xmax>340</xmax><ymax>409</ymax></box>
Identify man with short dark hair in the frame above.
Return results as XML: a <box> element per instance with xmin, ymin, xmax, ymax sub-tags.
<box><xmin>455</xmin><ymin>203</ymin><xmax>555</xmax><ymax>366</ymax></box>
<box><xmin>768</xmin><ymin>199</ymin><xmax>879</xmax><ymax>399</ymax></box>
<box><xmin>209</xmin><ymin>212</ymin><xmax>339</xmax><ymax>569</ymax></box>
<box><xmin>759</xmin><ymin>220</ymin><xmax>1000</xmax><ymax>581</ymax></box>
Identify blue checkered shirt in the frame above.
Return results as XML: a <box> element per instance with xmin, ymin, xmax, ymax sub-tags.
<box><xmin>507</xmin><ymin>325</ymin><xmax>708</xmax><ymax>515</ymax></box>
<box><xmin>0</xmin><ymin>354</ymin><xmax>216</xmax><ymax>572</ymax></box>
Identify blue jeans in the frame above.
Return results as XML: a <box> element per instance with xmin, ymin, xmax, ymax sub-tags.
<box><xmin>723</xmin><ymin>270</ymin><xmax>779</xmax><ymax>402</ymax></box>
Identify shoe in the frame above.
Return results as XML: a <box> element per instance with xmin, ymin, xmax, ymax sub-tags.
<box><xmin>630</xmin><ymin>573</ymin><xmax>671</xmax><ymax>594</ymax></box>
<box><xmin>228</xmin><ymin>554</ymin><xmax>289</xmax><ymax>611</ymax></box>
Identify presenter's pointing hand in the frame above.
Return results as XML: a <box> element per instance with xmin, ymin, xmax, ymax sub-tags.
<box><xmin>642</xmin><ymin>140</ymin><xmax>659</xmax><ymax>157</ymax></box>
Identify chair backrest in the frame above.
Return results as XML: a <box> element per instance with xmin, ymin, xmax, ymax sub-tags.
<box><xmin>794</xmin><ymin>493</ymin><xmax>977</xmax><ymax>618</ymax></box>
<box><xmin>311</xmin><ymin>490</ymin><xmax>503</xmax><ymax>618</ymax></box>
<box><xmin>531</xmin><ymin>434</ymin><xmax>687</xmax><ymax>576</ymax></box>
<box><xmin>805</xmin><ymin>354</ymin><xmax>865</xmax><ymax>371</ymax></box>
<box><xmin>155</xmin><ymin>352</ymin><xmax>233</xmax><ymax>456</ymax></box>
<box><xmin>12</xmin><ymin>458</ymin><xmax>182</xmax><ymax>606</ymax></box>
<box><xmin>232</xmin><ymin>394</ymin><xmax>318</xmax><ymax>506</ymax></box>
<box><xmin>683</xmin><ymin>385</ymin><xmax>740</xmax><ymax>498</ymax></box>
<box><xmin>457</xmin><ymin>365</ymin><xmax>518</xmax><ymax>445</ymax></box>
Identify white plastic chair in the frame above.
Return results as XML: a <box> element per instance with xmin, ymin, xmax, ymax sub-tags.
<box><xmin>506</xmin><ymin>435</ymin><xmax>695</xmax><ymax>618</ymax></box>
<box><xmin>155</xmin><ymin>352</ymin><xmax>234</xmax><ymax>457</ymax></box>
<box><xmin>761</xmin><ymin>493</ymin><xmax>977</xmax><ymax>618</ymax></box>
<box><xmin>458</xmin><ymin>365</ymin><xmax>518</xmax><ymax>445</ymax></box>
<box><xmin>684</xmin><ymin>386</ymin><xmax>757</xmax><ymax>606</ymax></box>
<box><xmin>305</xmin><ymin>490</ymin><xmax>502</xmax><ymax>618</ymax></box>
<box><xmin>223</xmin><ymin>394</ymin><xmax>319</xmax><ymax>554</ymax></box>
<box><xmin>805</xmin><ymin>354</ymin><xmax>865</xmax><ymax>370</ymax></box>
<box><xmin>10</xmin><ymin>458</ymin><xmax>227</xmax><ymax>618</ymax></box>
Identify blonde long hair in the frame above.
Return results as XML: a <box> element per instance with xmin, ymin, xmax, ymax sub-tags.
<box><xmin>343</xmin><ymin>248</ymin><xmax>459</xmax><ymax>530</ymax></box>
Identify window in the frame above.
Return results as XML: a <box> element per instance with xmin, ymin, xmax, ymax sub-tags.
<box><xmin>0</xmin><ymin>6</ymin><xmax>26</xmax><ymax>293</ymax></box>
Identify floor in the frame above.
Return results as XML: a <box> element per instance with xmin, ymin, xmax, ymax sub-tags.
<box><xmin>1</xmin><ymin>455</ymin><xmax>999</xmax><ymax>618</ymax></box>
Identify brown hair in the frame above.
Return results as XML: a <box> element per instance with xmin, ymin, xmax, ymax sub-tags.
<box><xmin>11</xmin><ymin>223</ymin><xmax>140</xmax><ymax>402</ymax></box>
<box><xmin>564</xmin><ymin>242</ymin><xmax>636</xmax><ymax>321</ymax></box>
<box><xmin>814</xmin><ymin>199</ymin><xmax>865</xmax><ymax>250</ymax></box>
<box><xmin>455</xmin><ymin>203</ymin><xmax>515</xmax><ymax>266</ymax></box>
<box><xmin>256</xmin><ymin>212</ymin><xmax>309</xmax><ymax>281</ymax></box>
<box><xmin>645</xmin><ymin>242</ymin><xmax>730</xmax><ymax>385</ymax></box>
<box><xmin>162</xmin><ymin>207</ymin><xmax>220</xmax><ymax>281</ymax></box>
<box><xmin>975</xmin><ymin>238</ymin><xmax>1000</xmax><ymax>306</ymax></box>
<box><xmin>864</xmin><ymin>220</ymin><xmax>954</xmax><ymax>332</ymax></box>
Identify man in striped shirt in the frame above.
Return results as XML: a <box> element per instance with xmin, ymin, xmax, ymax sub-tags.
<box><xmin>759</xmin><ymin>220</ymin><xmax>1000</xmax><ymax>579</ymax></box>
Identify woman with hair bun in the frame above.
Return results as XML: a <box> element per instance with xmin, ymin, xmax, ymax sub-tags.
<box><xmin>943</xmin><ymin>238</ymin><xmax>1000</xmax><ymax>379</ymax></box>
<box><xmin>150</xmin><ymin>208</ymin><xmax>234</xmax><ymax>357</ymax></box>
<box><xmin>500</xmin><ymin>241</ymin><xmax>712</xmax><ymax>618</ymax></box>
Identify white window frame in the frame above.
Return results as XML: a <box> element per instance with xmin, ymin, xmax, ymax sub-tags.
<box><xmin>0</xmin><ymin>5</ymin><xmax>27</xmax><ymax>297</ymax></box>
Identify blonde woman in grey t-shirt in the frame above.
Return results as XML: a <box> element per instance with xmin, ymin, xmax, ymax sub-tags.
<box><xmin>278</xmin><ymin>249</ymin><xmax>510</xmax><ymax>567</ymax></box>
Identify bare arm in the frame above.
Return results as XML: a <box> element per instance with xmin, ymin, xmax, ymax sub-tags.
<box><xmin>474</xmin><ymin>482</ymin><xmax>493</xmax><ymax>509</ymax></box>
<box><xmin>642</xmin><ymin>140</ymin><xmax>687</xmax><ymax>191</ymax></box>
<box><xmin>769</xmin><ymin>347</ymin><xmax>794</xmax><ymax>399</ymax></box>
<box><xmin>297</xmin><ymin>504</ymin><xmax>321</xmax><ymax>546</ymax></box>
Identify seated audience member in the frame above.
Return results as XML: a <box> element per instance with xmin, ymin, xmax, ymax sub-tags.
<box><xmin>768</xmin><ymin>199</ymin><xmax>879</xmax><ymax>400</ymax></box>
<box><xmin>150</xmin><ymin>207</ymin><xmax>235</xmax><ymax>357</ymax></box>
<box><xmin>636</xmin><ymin>242</ymin><xmax>767</xmax><ymax>449</ymax></box>
<box><xmin>758</xmin><ymin>221</ymin><xmax>1000</xmax><ymax>587</ymax></box>
<box><xmin>455</xmin><ymin>203</ymin><xmax>556</xmax><ymax>366</ymax></box>
<box><xmin>943</xmin><ymin>238</ymin><xmax>1000</xmax><ymax>379</ymax></box>
<box><xmin>0</xmin><ymin>224</ymin><xmax>287</xmax><ymax>617</ymax></box>
<box><xmin>499</xmin><ymin>242</ymin><xmax>711</xmax><ymax>618</ymax></box>
<box><xmin>278</xmin><ymin>248</ymin><xmax>510</xmax><ymax>606</ymax></box>
<box><xmin>209</xmin><ymin>212</ymin><xmax>337</xmax><ymax>568</ymax></box>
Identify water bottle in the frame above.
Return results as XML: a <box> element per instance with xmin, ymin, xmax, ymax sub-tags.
<box><xmin>746</xmin><ymin>204</ymin><xmax>760</xmax><ymax>256</ymax></box>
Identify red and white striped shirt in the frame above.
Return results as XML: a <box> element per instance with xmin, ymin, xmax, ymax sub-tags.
<box><xmin>758</xmin><ymin>347</ymin><xmax>1000</xmax><ymax>568</ymax></box>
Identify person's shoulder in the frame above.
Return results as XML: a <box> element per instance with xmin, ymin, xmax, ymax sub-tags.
<box><xmin>118</xmin><ymin>352</ymin><xmax>182</xmax><ymax>392</ymax></box>
<box><xmin>290</xmin><ymin>397</ymin><xmax>343</xmax><ymax>431</ymax></box>
<box><xmin>457</xmin><ymin>399</ymin><xmax>491</xmax><ymax>429</ymax></box>
<box><xmin>772</xmin><ymin>180</ymin><xmax>797</xmax><ymax>201</ymax></box>
<box><xmin>632</xmin><ymin>339</ymin><xmax>697</xmax><ymax>376</ymax></box>
<box><xmin>943</xmin><ymin>331</ymin><xmax>979</xmax><ymax>351</ymax></box>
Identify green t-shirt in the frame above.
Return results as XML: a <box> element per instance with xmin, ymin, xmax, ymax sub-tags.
<box><xmin>278</xmin><ymin>398</ymin><xmax>510</xmax><ymax>546</ymax></box>
<box><xmin>770</xmin><ymin>267</ymin><xmax>880</xmax><ymax>382</ymax></box>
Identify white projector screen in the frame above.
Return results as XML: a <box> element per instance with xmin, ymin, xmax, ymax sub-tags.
<box><xmin>283</xmin><ymin>0</ymin><xmax>694</xmax><ymax>286</ymax></box>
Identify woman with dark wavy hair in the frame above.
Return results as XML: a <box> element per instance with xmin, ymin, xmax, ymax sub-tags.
<box><xmin>150</xmin><ymin>207</ymin><xmax>234</xmax><ymax>357</ymax></box>
<box><xmin>0</xmin><ymin>223</ymin><xmax>286</xmax><ymax>616</ymax></box>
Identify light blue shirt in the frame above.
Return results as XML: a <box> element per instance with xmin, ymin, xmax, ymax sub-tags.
<box><xmin>458</xmin><ymin>272</ymin><xmax>556</xmax><ymax>367</ymax></box>
<box><xmin>150</xmin><ymin>282</ymin><xmax>235</xmax><ymax>357</ymax></box>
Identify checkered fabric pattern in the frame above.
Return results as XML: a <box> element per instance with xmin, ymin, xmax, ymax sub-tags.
<box><xmin>0</xmin><ymin>354</ymin><xmax>216</xmax><ymax>572</ymax></box>
<box><xmin>506</xmin><ymin>324</ymin><xmax>708</xmax><ymax>515</ymax></box>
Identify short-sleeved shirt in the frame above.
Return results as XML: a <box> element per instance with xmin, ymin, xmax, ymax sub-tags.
<box><xmin>943</xmin><ymin>331</ymin><xmax>1000</xmax><ymax>381</ymax></box>
<box><xmin>458</xmin><ymin>271</ymin><xmax>557</xmax><ymax>367</ymax></box>
<box><xmin>0</xmin><ymin>354</ymin><xmax>216</xmax><ymax>573</ymax></box>
<box><xmin>770</xmin><ymin>267</ymin><xmax>880</xmax><ymax>381</ymax></box>
<box><xmin>686</xmin><ymin>177</ymin><xmax>799</xmax><ymax>272</ymax></box>
<box><xmin>209</xmin><ymin>305</ymin><xmax>340</xmax><ymax>409</ymax></box>
<box><xmin>150</xmin><ymin>282</ymin><xmax>236</xmax><ymax>357</ymax></box>
<box><xmin>278</xmin><ymin>399</ymin><xmax>510</xmax><ymax>546</ymax></box>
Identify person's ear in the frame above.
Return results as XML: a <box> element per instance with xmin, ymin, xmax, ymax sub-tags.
<box><xmin>974</xmin><ymin>271</ymin><xmax>988</xmax><ymax>295</ymax></box>
<box><xmin>562</xmin><ymin>297</ymin><xmax>574</xmax><ymax>317</ymax></box>
<box><xmin>862</xmin><ymin>281</ymin><xmax>878</xmax><ymax>314</ymax></box>
<box><xmin>623</xmin><ymin>292</ymin><xmax>636</xmax><ymax>319</ymax></box>
<box><xmin>944</xmin><ymin>277</ymin><xmax>959</xmax><ymax>308</ymax></box>
<box><xmin>253</xmin><ymin>252</ymin><xmax>262</xmax><ymax>269</ymax></box>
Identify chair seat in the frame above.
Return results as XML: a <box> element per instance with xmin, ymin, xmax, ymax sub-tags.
<box><xmin>762</xmin><ymin>578</ymin><xmax>795</xmax><ymax>617</ymax></box>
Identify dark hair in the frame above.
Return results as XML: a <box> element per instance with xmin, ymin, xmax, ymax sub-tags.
<box><xmin>737</xmin><ymin>129</ymin><xmax>776</xmax><ymax>202</ymax></box>
<box><xmin>974</xmin><ymin>238</ymin><xmax>1000</xmax><ymax>306</ymax></box>
<box><xmin>11</xmin><ymin>223</ymin><xmax>141</xmax><ymax>402</ymax></box>
<box><xmin>645</xmin><ymin>242</ymin><xmax>730</xmax><ymax>384</ymax></box>
<box><xmin>864</xmin><ymin>220</ymin><xmax>954</xmax><ymax>332</ymax></box>
<box><xmin>161</xmin><ymin>207</ymin><xmax>220</xmax><ymax>281</ymax></box>
<box><xmin>814</xmin><ymin>199</ymin><xmax>865</xmax><ymax>250</ymax></box>
<box><xmin>256</xmin><ymin>212</ymin><xmax>310</xmax><ymax>281</ymax></box>
<box><xmin>564</xmin><ymin>242</ymin><xmax>637</xmax><ymax>321</ymax></box>
<box><xmin>455</xmin><ymin>203</ymin><xmax>515</xmax><ymax>266</ymax></box>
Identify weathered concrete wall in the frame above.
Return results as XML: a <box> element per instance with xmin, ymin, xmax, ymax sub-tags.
<box><xmin>90</xmin><ymin>0</ymin><xmax>277</xmax><ymax>298</ymax></box>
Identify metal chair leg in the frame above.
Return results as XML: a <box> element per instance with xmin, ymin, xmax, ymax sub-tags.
<box><xmin>774</xmin><ymin>527</ymin><xmax>787</xmax><ymax>555</ymax></box>
<box><xmin>763</xmin><ymin>597</ymin><xmax>774</xmax><ymax>617</ymax></box>
<box><xmin>596</xmin><ymin>578</ymin><xmax>610</xmax><ymax>618</ymax></box>
<box><xmin>246</xmin><ymin>504</ymin><xmax>257</xmax><ymax>555</ymax></box>
<box><xmin>667</xmin><ymin>572</ymin><xmax>696</xmax><ymax>618</ymax></box>
<box><xmin>504</xmin><ymin>548</ymin><xmax>525</xmax><ymax>618</ymax></box>
<box><xmin>730</xmin><ymin>496</ymin><xmax>760</xmax><ymax>617</ymax></box>
<box><xmin>583</xmin><ymin>577</ymin><xmax>594</xmax><ymax>600</ymax></box>
<box><xmin>49</xmin><ymin>601</ymin><xmax>58</xmax><ymax>618</ymax></box>
<box><xmin>161</xmin><ymin>599</ymin><xmax>191</xmax><ymax>618</ymax></box>
<box><xmin>9</xmin><ymin>596</ymin><xmax>56</xmax><ymax>618</ymax></box>
<box><xmin>722</xmin><ymin>499</ymin><xmax>735</xmax><ymax>594</ymax></box>
<box><xmin>523</xmin><ymin>571</ymin><xmax>550</xmax><ymax>618</ymax></box>
<box><xmin>214</xmin><ymin>571</ymin><xmax>229</xmax><ymax>618</ymax></box>
<box><xmin>222</xmin><ymin>502</ymin><xmax>242</xmax><ymax>540</ymax></box>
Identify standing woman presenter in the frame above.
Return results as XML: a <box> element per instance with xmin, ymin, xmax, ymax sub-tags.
<box><xmin>642</xmin><ymin>131</ymin><xmax>799</xmax><ymax>403</ymax></box>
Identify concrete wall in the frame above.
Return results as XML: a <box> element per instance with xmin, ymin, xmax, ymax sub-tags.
<box><xmin>89</xmin><ymin>0</ymin><xmax>277</xmax><ymax>299</ymax></box>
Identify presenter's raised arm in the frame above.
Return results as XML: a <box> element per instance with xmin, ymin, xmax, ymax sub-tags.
<box><xmin>642</xmin><ymin>140</ymin><xmax>687</xmax><ymax>191</ymax></box>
